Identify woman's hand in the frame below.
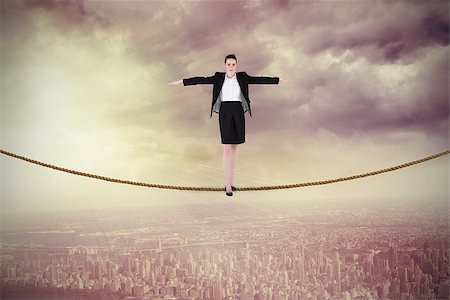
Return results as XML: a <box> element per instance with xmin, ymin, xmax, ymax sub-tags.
<box><xmin>168</xmin><ymin>79</ymin><xmax>182</xmax><ymax>85</ymax></box>
<box><xmin>279</xmin><ymin>78</ymin><xmax>293</xmax><ymax>84</ymax></box>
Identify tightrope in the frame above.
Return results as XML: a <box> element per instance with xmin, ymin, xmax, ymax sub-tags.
<box><xmin>0</xmin><ymin>148</ymin><xmax>448</xmax><ymax>191</ymax></box>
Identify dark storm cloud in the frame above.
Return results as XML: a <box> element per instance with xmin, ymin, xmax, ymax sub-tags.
<box><xmin>300</xmin><ymin>1</ymin><xmax>449</xmax><ymax>63</ymax></box>
<box><xmin>15</xmin><ymin>0</ymin><xmax>279</xmax><ymax>69</ymax></box>
<box><xmin>23</xmin><ymin>0</ymin><xmax>108</xmax><ymax>28</ymax></box>
<box><xmin>232</xmin><ymin>1</ymin><xmax>449</xmax><ymax>138</ymax></box>
<box><xmin>252</xmin><ymin>47</ymin><xmax>449</xmax><ymax>138</ymax></box>
<box><xmin>3</xmin><ymin>0</ymin><xmax>448</xmax><ymax>140</ymax></box>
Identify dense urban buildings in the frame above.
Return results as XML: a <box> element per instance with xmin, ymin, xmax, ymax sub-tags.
<box><xmin>0</xmin><ymin>200</ymin><xmax>448</xmax><ymax>299</ymax></box>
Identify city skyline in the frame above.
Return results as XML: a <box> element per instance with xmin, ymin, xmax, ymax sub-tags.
<box><xmin>1</xmin><ymin>201</ymin><xmax>448</xmax><ymax>299</ymax></box>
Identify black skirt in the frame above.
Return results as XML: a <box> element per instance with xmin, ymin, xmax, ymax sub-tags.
<box><xmin>219</xmin><ymin>101</ymin><xmax>245</xmax><ymax>144</ymax></box>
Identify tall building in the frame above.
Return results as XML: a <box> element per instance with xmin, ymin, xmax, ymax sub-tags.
<box><xmin>212</xmin><ymin>280</ymin><xmax>223</xmax><ymax>299</ymax></box>
<box><xmin>145</xmin><ymin>259</ymin><xmax>151</xmax><ymax>277</ymax></box>
<box><xmin>400</xmin><ymin>266</ymin><xmax>408</xmax><ymax>293</ymax></box>
<box><xmin>388</xmin><ymin>244</ymin><xmax>398</xmax><ymax>268</ymax></box>
<box><xmin>297</xmin><ymin>256</ymin><xmax>305</xmax><ymax>282</ymax></box>
<box><xmin>335</xmin><ymin>252</ymin><xmax>341</xmax><ymax>281</ymax></box>
<box><xmin>317</xmin><ymin>248</ymin><xmax>324</xmax><ymax>272</ymax></box>
<box><xmin>139</xmin><ymin>264</ymin><xmax>146</xmax><ymax>278</ymax></box>
<box><xmin>326</xmin><ymin>259</ymin><xmax>333</xmax><ymax>283</ymax></box>
<box><xmin>133</xmin><ymin>258</ymin><xmax>140</xmax><ymax>274</ymax></box>
<box><xmin>301</xmin><ymin>244</ymin><xmax>305</xmax><ymax>261</ymax></box>
<box><xmin>7</xmin><ymin>267</ymin><xmax>16</xmax><ymax>279</ymax></box>
<box><xmin>93</xmin><ymin>261</ymin><xmax>103</xmax><ymax>280</ymax></box>
<box><xmin>123</xmin><ymin>255</ymin><xmax>132</xmax><ymax>273</ymax></box>
<box><xmin>124</xmin><ymin>277</ymin><xmax>133</xmax><ymax>295</ymax></box>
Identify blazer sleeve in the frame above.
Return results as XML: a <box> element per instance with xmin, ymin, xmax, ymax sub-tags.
<box><xmin>246</xmin><ymin>72</ymin><xmax>279</xmax><ymax>85</ymax></box>
<box><xmin>183</xmin><ymin>74</ymin><xmax>216</xmax><ymax>86</ymax></box>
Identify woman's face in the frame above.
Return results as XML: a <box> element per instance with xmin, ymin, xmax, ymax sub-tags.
<box><xmin>225</xmin><ymin>59</ymin><xmax>237</xmax><ymax>74</ymax></box>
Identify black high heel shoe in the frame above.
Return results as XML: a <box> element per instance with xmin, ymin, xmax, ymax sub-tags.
<box><xmin>224</xmin><ymin>186</ymin><xmax>233</xmax><ymax>196</ymax></box>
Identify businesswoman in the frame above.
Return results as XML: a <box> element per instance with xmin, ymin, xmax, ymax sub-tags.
<box><xmin>168</xmin><ymin>54</ymin><xmax>284</xmax><ymax>196</ymax></box>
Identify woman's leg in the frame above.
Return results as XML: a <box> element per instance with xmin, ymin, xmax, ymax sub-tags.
<box><xmin>223</xmin><ymin>144</ymin><xmax>233</xmax><ymax>192</ymax></box>
<box><xmin>230</xmin><ymin>144</ymin><xmax>238</xmax><ymax>186</ymax></box>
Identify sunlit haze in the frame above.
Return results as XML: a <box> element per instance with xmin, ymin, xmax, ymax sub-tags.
<box><xmin>1</xmin><ymin>1</ymin><xmax>448</xmax><ymax>214</ymax></box>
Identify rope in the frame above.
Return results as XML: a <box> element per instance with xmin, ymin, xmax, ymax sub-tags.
<box><xmin>0</xmin><ymin>148</ymin><xmax>448</xmax><ymax>191</ymax></box>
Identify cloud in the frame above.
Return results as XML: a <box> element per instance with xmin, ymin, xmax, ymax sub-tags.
<box><xmin>1</xmin><ymin>0</ymin><xmax>447</xmax><ymax>213</ymax></box>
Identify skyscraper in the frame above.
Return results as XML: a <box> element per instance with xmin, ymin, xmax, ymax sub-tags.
<box><xmin>335</xmin><ymin>252</ymin><xmax>341</xmax><ymax>281</ymax></box>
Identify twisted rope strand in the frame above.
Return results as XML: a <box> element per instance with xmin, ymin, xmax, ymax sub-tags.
<box><xmin>1</xmin><ymin>148</ymin><xmax>448</xmax><ymax>192</ymax></box>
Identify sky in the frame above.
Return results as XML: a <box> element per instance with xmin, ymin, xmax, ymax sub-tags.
<box><xmin>1</xmin><ymin>0</ymin><xmax>449</xmax><ymax>215</ymax></box>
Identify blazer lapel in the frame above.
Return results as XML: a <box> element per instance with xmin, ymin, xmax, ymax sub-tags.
<box><xmin>211</xmin><ymin>72</ymin><xmax>252</xmax><ymax>118</ymax></box>
<box><xmin>237</xmin><ymin>72</ymin><xmax>249</xmax><ymax>103</ymax></box>
<box><xmin>214</xmin><ymin>72</ymin><xmax>225</xmax><ymax>101</ymax></box>
<box><xmin>219</xmin><ymin>72</ymin><xmax>225</xmax><ymax>92</ymax></box>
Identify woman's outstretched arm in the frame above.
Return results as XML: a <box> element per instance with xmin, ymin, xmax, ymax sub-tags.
<box><xmin>168</xmin><ymin>74</ymin><xmax>216</xmax><ymax>86</ymax></box>
<box><xmin>182</xmin><ymin>74</ymin><xmax>216</xmax><ymax>86</ymax></box>
<box><xmin>246</xmin><ymin>72</ymin><xmax>279</xmax><ymax>84</ymax></box>
<box><xmin>168</xmin><ymin>79</ymin><xmax>183</xmax><ymax>85</ymax></box>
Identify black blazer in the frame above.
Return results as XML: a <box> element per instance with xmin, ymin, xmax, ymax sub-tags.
<box><xmin>183</xmin><ymin>71</ymin><xmax>279</xmax><ymax>118</ymax></box>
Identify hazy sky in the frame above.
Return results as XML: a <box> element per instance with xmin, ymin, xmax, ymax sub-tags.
<box><xmin>1</xmin><ymin>0</ymin><xmax>448</xmax><ymax>214</ymax></box>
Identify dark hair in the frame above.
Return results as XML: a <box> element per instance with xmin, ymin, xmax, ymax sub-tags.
<box><xmin>224</xmin><ymin>54</ymin><xmax>237</xmax><ymax>64</ymax></box>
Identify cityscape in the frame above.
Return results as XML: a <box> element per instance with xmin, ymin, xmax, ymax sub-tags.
<box><xmin>0</xmin><ymin>199</ymin><xmax>448</xmax><ymax>300</ymax></box>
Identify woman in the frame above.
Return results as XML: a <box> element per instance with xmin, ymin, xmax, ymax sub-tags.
<box><xmin>168</xmin><ymin>54</ymin><xmax>285</xmax><ymax>196</ymax></box>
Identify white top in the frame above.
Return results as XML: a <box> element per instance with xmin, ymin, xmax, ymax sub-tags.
<box><xmin>219</xmin><ymin>73</ymin><xmax>244</xmax><ymax>102</ymax></box>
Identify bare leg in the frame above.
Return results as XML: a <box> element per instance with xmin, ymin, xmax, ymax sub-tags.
<box><xmin>223</xmin><ymin>145</ymin><xmax>233</xmax><ymax>193</ymax></box>
<box><xmin>230</xmin><ymin>144</ymin><xmax>238</xmax><ymax>186</ymax></box>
